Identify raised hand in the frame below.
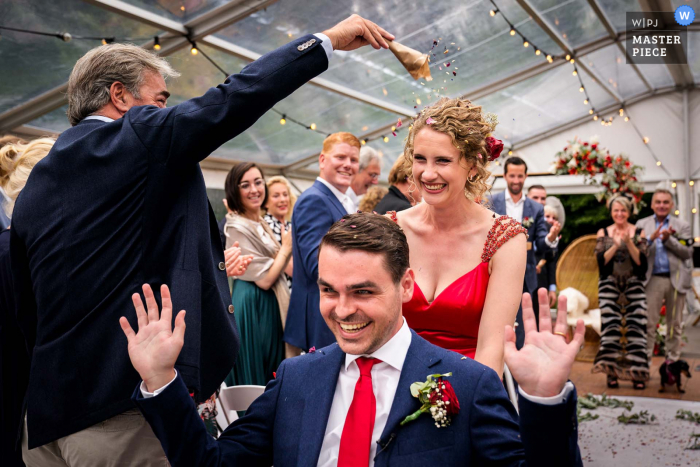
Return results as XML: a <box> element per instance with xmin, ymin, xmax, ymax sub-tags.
<box><xmin>547</xmin><ymin>220</ymin><xmax>562</xmax><ymax>242</ymax></box>
<box><xmin>119</xmin><ymin>284</ymin><xmax>186</xmax><ymax>393</ymax></box>
<box><xmin>504</xmin><ymin>288</ymin><xmax>584</xmax><ymax>397</ymax></box>
<box><xmin>225</xmin><ymin>241</ymin><xmax>253</xmax><ymax>277</ymax></box>
<box><xmin>322</xmin><ymin>14</ymin><xmax>395</xmax><ymax>51</ymax></box>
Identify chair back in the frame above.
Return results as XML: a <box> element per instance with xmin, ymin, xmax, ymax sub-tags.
<box><xmin>556</xmin><ymin>234</ymin><xmax>599</xmax><ymax>309</ymax></box>
<box><xmin>218</xmin><ymin>385</ymin><xmax>265</xmax><ymax>426</ymax></box>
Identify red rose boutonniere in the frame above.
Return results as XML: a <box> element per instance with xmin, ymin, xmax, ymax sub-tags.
<box><xmin>521</xmin><ymin>217</ymin><xmax>534</xmax><ymax>229</ymax></box>
<box><xmin>401</xmin><ymin>373</ymin><xmax>460</xmax><ymax>428</ymax></box>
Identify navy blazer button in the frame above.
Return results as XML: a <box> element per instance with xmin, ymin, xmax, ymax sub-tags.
<box><xmin>219</xmin><ymin>262</ymin><xmax>226</xmax><ymax>270</ymax></box>
<box><xmin>228</xmin><ymin>305</ymin><xmax>234</xmax><ymax>314</ymax></box>
<box><xmin>297</xmin><ymin>45</ymin><xmax>304</xmax><ymax>51</ymax></box>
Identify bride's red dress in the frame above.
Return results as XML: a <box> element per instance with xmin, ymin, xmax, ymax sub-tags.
<box><xmin>389</xmin><ymin>212</ymin><xmax>526</xmax><ymax>359</ymax></box>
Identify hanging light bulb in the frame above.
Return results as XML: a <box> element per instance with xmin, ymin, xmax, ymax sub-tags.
<box><xmin>361</xmin><ymin>139</ymin><xmax>367</xmax><ymax>145</ymax></box>
<box><xmin>693</xmin><ymin>208</ymin><xmax>698</xmax><ymax>214</ymax></box>
<box><xmin>101</xmin><ymin>38</ymin><xmax>108</xmax><ymax>45</ymax></box>
<box><xmin>391</xmin><ymin>126</ymin><xmax>396</xmax><ymax>132</ymax></box>
<box><xmin>565</xmin><ymin>54</ymin><xmax>571</xmax><ymax>61</ymax></box>
<box><xmin>619</xmin><ymin>108</ymin><xmax>624</xmax><ymax>116</ymax></box>
<box><xmin>190</xmin><ymin>45</ymin><xmax>198</xmax><ymax>55</ymax></box>
<box><xmin>624</xmin><ymin>116</ymin><xmax>629</xmax><ymax>122</ymax></box>
<box><xmin>589</xmin><ymin>109</ymin><xmax>594</xmax><ymax>115</ymax></box>
<box><xmin>508</xmin><ymin>150</ymin><xmax>513</xmax><ymax>156</ymax></box>
<box><xmin>579</xmin><ymin>86</ymin><xmax>584</xmax><ymax>92</ymax></box>
<box><xmin>691</xmin><ymin>181</ymin><xmax>696</xmax><ymax>186</ymax></box>
<box><xmin>383</xmin><ymin>136</ymin><xmax>390</xmax><ymax>143</ymax></box>
<box><xmin>570</xmin><ymin>58</ymin><xmax>575</xmax><ymax>64</ymax></box>
<box><xmin>416</xmin><ymin>98</ymin><xmax>422</xmax><ymax>105</ymax></box>
<box><xmin>593</xmin><ymin>115</ymin><xmax>598</xmax><ymax>121</ymax></box>
<box><xmin>584</xmin><ymin>99</ymin><xmax>588</xmax><ymax>105</ymax></box>
<box><xmin>510</xmin><ymin>28</ymin><xmax>516</xmax><ymax>36</ymax></box>
<box><xmin>535</xmin><ymin>48</ymin><xmax>541</xmax><ymax>55</ymax></box>
<box><xmin>490</xmin><ymin>9</ymin><xmax>497</xmax><ymax>16</ymax></box>
<box><xmin>280</xmin><ymin>115</ymin><xmax>286</xmax><ymax>125</ymax></box>
<box><xmin>153</xmin><ymin>36</ymin><xmax>161</xmax><ymax>51</ymax></box>
<box><xmin>309</xmin><ymin>123</ymin><xmax>317</xmax><ymax>130</ymax></box>
<box><xmin>523</xmin><ymin>39</ymin><xmax>529</xmax><ymax>47</ymax></box>
<box><xmin>643</xmin><ymin>137</ymin><xmax>650</xmax><ymax>144</ymax></box>
<box><xmin>546</xmin><ymin>54</ymin><xmax>553</xmax><ymax>63</ymax></box>
<box><xmin>672</xmin><ymin>182</ymin><xmax>677</xmax><ymax>188</ymax></box>
<box><xmin>572</xmin><ymin>70</ymin><xmax>577</xmax><ymax>76</ymax></box>
<box><xmin>674</xmin><ymin>209</ymin><xmax>680</xmax><ymax>215</ymax></box>
<box><xmin>656</xmin><ymin>161</ymin><xmax>662</xmax><ymax>166</ymax></box>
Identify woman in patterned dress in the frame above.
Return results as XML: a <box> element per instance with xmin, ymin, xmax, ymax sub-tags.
<box><xmin>593</xmin><ymin>195</ymin><xmax>650</xmax><ymax>389</ymax></box>
<box><xmin>263</xmin><ymin>176</ymin><xmax>295</xmax><ymax>291</ymax></box>
<box><xmin>389</xmin><ymin>97</ymin><xmax>528</xmax><ymax>376</ymax></box>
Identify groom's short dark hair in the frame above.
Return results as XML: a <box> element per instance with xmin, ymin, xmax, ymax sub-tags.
<box><xmin>319</xmin><ymin>213</ymin><xmax>409</xmax><ymax>284</ymax></box>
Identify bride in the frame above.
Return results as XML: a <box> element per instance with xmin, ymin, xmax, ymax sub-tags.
<box><xmin>389</xmin><ymin>98</ymin><xmax>527</xmax><ymax>375</ymax></box>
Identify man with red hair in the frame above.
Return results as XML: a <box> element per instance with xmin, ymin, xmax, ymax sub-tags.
<box><xmin>284</xmin><ymin>132</ymin><xmax>361</xmax><ymax>352</ymax></box>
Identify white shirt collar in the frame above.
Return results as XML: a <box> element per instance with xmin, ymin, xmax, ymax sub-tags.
<box><xmin>505</xmin><ymin>189</ymin><xmax>525</xmax><ymax>207</ymax></box>
<box><xmin>83</xmin><ymin>115</ymin><xmax>115</xmax><ymax>123</ymax></box>
<box><xmin>316</xmin><ymin>177</ymin><xmax>355</xmax><ymax>214</ymax></box>
<box><xmin>346</xmin><ymin>187</ymin><xmax>360</xmax><ymax>205</ymax></box>
<box><xmin>344</xmin><ymin>318</ymin><xmax>411</xmax><ymax>372</ymax></box>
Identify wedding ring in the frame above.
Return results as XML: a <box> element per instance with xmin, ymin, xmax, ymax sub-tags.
<box><xmin>553</xmin><ymin>331</ymin><xmax>567</xmax><ymax>338</ymax></box>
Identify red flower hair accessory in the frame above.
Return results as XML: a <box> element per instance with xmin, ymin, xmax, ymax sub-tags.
<box><xmin>485</xmin><ymin>136</ymin><xmax>504</xmax><ymax>161</ymax></box>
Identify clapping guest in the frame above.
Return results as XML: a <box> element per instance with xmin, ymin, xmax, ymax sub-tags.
<box><xmin>374</xmin><ymin>154</ymin><xmax>421</xmax><ymax>214</ymax></box>
<box><xmin>263</xmin><ymin>176</ymin><xmax>296</xmax><ymax>291</ymax></box>
<box><xmin>358</xmin><ymin>185</ymin><xmax>388</xmax><ymax>213</ymax></box>
<box><xmin>593</xmin><ymin>195</ymin><xmax>650</xmax><ymax>389</ymax></box>
<box><xmin>347</xmin><ymin>145</ymin><xmax>381</xmax><ymax>208</ymax></box>
<box><xmin>223</xmin><ymin>164</ymin><xmax>294</xmax><ymax>386</ymax></box>
<box><xmin>0</xmin><ymin>137</ymin><xmax>54</xmax><ymax>467</ymax></box>
<box><xmin>536</xmin><ymin>205</ymin><xmax>560</xmax><ymax>307</ymax></box>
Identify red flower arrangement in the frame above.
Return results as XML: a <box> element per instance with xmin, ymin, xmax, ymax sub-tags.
<box><xmin>401</xmin><ymin>373</ymin><xmax>460</xmax><ymax>428</ymax></box>
<box><xmin>550</xmin><ymin>138</ymin><xmax>645</xmax><ymax>210</ymax></box>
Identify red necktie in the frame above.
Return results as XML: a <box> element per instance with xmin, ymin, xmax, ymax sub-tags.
<box><xmin>338</xmin><ymin>357</ymin><xmax>381</xmax><ymax>467</ymax></box>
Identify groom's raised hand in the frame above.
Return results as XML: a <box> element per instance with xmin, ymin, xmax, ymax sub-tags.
<box><xmin>323</xmin><ymin>14</ymin><xmax>395</xmax><ymax>51</ymax></box>
<box><xmin>504</xmin><ymin>288</ymin><xmax>585</xmax><ymax>397</ymax></box>
<box><xmin>119</xmin><ymin>284</ymin><xmax>186</xmax><ymax>393</ymax></box>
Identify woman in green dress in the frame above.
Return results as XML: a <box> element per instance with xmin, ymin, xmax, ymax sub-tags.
<box><xmin>223</xmin><ymin>163</ymin><xmax>292</xmax><ymax>387</ymax></box>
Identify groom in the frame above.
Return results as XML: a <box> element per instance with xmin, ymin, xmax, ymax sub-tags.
<box><xmin>125</xmin><ymin>214</ymin><xmax>584</xmax><ymax>466</ymax></box>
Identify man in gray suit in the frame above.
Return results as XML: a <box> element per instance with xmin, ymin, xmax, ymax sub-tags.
<box><xmin>636</xmin><ymin>189</ymin><xmax>694</xmax><ymax>361</ymax></box>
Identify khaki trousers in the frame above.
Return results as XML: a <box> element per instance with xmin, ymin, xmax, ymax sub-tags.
<box><xmin>22</xmin><ymin>409</ymin><xmax>169</xmax><ymax>467</ymax></box>
<box><xmin>646</xmin><ymin>275</ymin><xmax>686</xmax><ymax>361</ymax></box>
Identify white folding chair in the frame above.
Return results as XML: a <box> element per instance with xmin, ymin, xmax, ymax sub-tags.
<box><xmin>503</xmin><ymin>363</ymin><xmax>518</xmax><ymax>413</ymax></box>
<box><xmin>215</xmin><ymin>382</ymin><xmax>229</xmax><ymax>432</ymax></box>
<box><xmin>218</xmin><ymin>385</ymin><xmax>266</xmax><ymax>426</ymax></box>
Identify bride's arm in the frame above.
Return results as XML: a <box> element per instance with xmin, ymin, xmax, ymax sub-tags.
<box><xmin>474</xmin><ymin>233</ymin><xmax>527</xmax><ymax>375</ymax></box>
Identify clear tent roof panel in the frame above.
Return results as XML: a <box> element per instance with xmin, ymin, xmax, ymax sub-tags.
<box><xmin>122</xmin><ymin>0</ymin><xmax>232</xmax><ymax>23</ymax></box>
<box><xmin>583</xmin><ymin>44</ymin><xmax>648</xmax><ymax>99</ymax></box>
<box><xmin>0</xmin><ymin>0</ymin><xmax>160</xmax><ymax>114</ymax></box>
<box><xmin>475</xmin><ymin>61</ymin><xmax>615</xmax><ymax>144</ymax></box>
<box><xmin>529</xmin><ymin>0</ymin><xmax>609</xmax><ymax>49</ymax></box>
<box><xmin>689</xmin><ymin>31</ymin><xmax>700</xmax><ymax>82</ymax></box>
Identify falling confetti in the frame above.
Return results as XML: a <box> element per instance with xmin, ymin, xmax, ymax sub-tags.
<box><xmin>443</xmin><ymin>49</ymin><xmax>449</xmax><ymax>54</ymax></box>
<box><xmin>445</xmin><ymin>62</ymin><xmax>450</xmax><ymax>67</ymax></box>
<box><xmin>426</xmin><ymin>117</ymin><xmax>436</xmax><ymax>125</ymax></box>
<box><xmin>397</xmin><ymin>118</ymin><xmax>403</xmax><ymax>128</ymax></box>
<box><xmin>382</xmin><ymin>88</ymin><xmax>388</xmax><ymax>96</ymax></box>
<box><xmin>453</xmin><ymin>71</ymin><xmax>457</xmax><ymax>76</ymax></box>
<box><xmin>392</xmin><ymin>131</ymin><xmax>397</xmax><ymax>136</ymax></box>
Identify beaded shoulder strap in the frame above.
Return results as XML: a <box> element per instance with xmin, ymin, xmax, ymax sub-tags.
<box><xmin>387</xmin><ymin>211</ymin><xmax>398</xmax><ymax>224</ymax></box>
<box><xmin>481</xmin><ymin>215</ymin><xmax>528</xmax><ymax>263</ymax></box>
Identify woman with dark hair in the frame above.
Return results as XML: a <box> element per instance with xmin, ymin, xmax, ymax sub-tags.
<box><xmin>223</xmin><ymin>163</ymin><xmax>293</xmax><ymax>386</ymax></box>
<box><xmin>593</xmin><ymin>195</ymin><xmax>650</xmax><ymax>390</ymax></box>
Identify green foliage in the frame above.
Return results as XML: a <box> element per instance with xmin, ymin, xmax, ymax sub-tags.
<box><xmin>676</xmin><ymin>409</ymin><xmax>700</xmax><ymax>424</ymax></box>
<box><xmin>617</xmin><ymin>410</ymin><xmax>656</xmax><ymax>424</ymax></box>
<box><xmin>686</xmin><ymin>433</ymin><xmax>700</xmax><ymax>450</ymax></box>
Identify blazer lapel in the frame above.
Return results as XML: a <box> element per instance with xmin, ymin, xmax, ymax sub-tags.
<box><xmin>296</xmin><ymin>345</ymin><xmax>345</xmax><ymax>467</ymax></box>
<box><xmin>313</xmin><ymin>180</ymin><xmax>347</xmax><ymax>219</ymax></box>
<box><xmin>376</xmin><ymin>332</ymin><xmax>442</xmax><ymax>456</ymax></box>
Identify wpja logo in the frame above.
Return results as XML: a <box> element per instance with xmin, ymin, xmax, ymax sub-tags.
<box><xmin>675</xmin><ymin>5</ymin><xmax>695</xmax><ymax>26</ymax></box>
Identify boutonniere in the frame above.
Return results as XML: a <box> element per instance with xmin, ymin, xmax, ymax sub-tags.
<box><xmin>521</xmin><ymin>217</ymin><xmax>534</xmax><ymax>228</ymax></box>
<box><xmin>401</xmin><ymin>373</ymin><xmax>460</xmax><ymax>428</ymax></box>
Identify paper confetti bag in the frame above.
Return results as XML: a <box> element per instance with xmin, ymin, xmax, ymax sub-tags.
<box><xmin>388</xmin><ymin>41</ymin><xmax>432</xmax><ymax>81</ymax></box>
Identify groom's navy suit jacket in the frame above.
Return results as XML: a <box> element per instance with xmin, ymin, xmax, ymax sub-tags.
<box><xmin>135</xmin><ymin>331</ymin><xmax>582</xmax><ymax>466</ymax></box>
<box><xmin>11</xmin><ymin>35</ymin><xmax>329</xmax><ymax>448</ymax></box>
<box><xmin>284</xmin><ymin>180</ymin><xmax>347</xmax><ymax>350</ymax></box>
<box><xmin>489</xmin><ymin>192</ymin><xmax>550</xmax><ymax>295</ymax></box>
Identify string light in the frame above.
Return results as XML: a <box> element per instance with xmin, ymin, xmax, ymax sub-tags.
<box><xmin>153</xmin><ymin>36</ymin><xmax>161</xmax><ymax>51</ymax></box>
<box><xmin>535</xmin><ymin>48</ymin><xmax>541</xmax><ymax>56</ymax></box>
<box><xmin>490</xmin><ymin>9</ymin><xmax>498</xmax><ymax>16</ymax></box>
<box><xmin>691</xmin><ymin>181</ymin><xmax>696</xmax><ymax>186</ymax></box>
<box><xmin>383</xmin><ymin>136</ymin><xmax>390</xmax><ymax>143</ymax></box>
<box><xmin>583</xmin><ymin>99</ymin><xmax>588</xmax><ymax>105</ymax></box>
<box><xmin>309</xmin><ymin>123</ymin><xmax>317</xmax><ymax>130</ymax></box>
<box><xmin>361</xmin><ymin>139</ymin><xmax>367</xmax><ymax>145</ymax></box>
<box><xmin>656</xmin><ymin>161</ymin><xmax>662</xmax><ymax>166</ymax></box>
<box><xmin>572</xmin><ymin>70</ymin><xmax>577</xmax><ymax>76</ymax></box>
<box><xmin>579</xmin><ymin>86</ymin><xmax>584</xmax><ymax>92</ymax></box>
<box><xmin>565</xmin><ymin>54</ymin><xmax>571</xmax><ymax>61</ymax></box>
<box><xmin>546</xmin><ymin>54</ymin><xmax>553</xmax><ymax>63</ymax></box>
<box><xmin>570</xmin><ymin>58</ymin><xmax>575</xmax><ymax>64</ymax></box>
<box><xmin>672</xmin><ymin>182</ymin><xmax>677</xmax><ymax>188</ymax></box>
<box><xmin>280</xmin><ymin>115</ymin><xmax>286</xmax><ymax>125</ymax></box>
<box><xmin>692</xmin><ymin>208</ymin><xmax>698</xmax><ymax>214</ymax></box>
<box><xmin>190</xmin><ymin>45</ymin><xmax>198</xmax><ymax>55</ymax></box>
<box><xmin>674</xmin><ymin>209</ymin><xmax>680</xmax><ymax>215</ymax></box>
<box><xmin>589</xmin><ymin>109</ymin><xmax>594</xmax><ymax>115</ymax></box>
<box><xmin>593</xmin><ymin>115</ymin><xmax>598</xmax><ymax>121</ymax></box>
<box><xmin>508</xmin><ymin>149</ymin><xmax>513</xmax><ymax>156</ymax></box>
<box><xmin>619</xmin><ymin>108</ymin><xmax>624</xmax><ymax>116</ymax></box>
<box><xmin>624</xmin><ymin>116</ymin><xmax>629</xmax><ymax>122</ymax></box>
<box><xmin>643</xmin><ymin>137</ymin><xmax>650</xmax><ymax>144</ymax></box>
<box><xmin>510</xmin><ymin>28</ymin><xmax>516</xmax><ymax>36</ymax></box>
<box><xmin>523</xmin><ymin>39</ymin><xmax>529</xmax><ymax>47</ymax></box>
<box><xmin>391</xmin><ymin>126</ymin><xmax>396</xmax><ymax>131</ymax></box>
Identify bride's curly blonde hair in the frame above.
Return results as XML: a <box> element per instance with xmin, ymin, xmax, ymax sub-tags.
<box><xmin>404</xmin><ymin>97</ymin><xmax>497</xmax><ymax>202</ymax></box>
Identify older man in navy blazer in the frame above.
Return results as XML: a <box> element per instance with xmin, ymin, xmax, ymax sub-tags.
<box><xmin>490</xmin><ymin>156</ymin><xmax>561</xmax><ymax>349</ymax></box>
<box><xmin>128</xmin><ymin>214</ymin><xmax>584</xmax><ymax>466</ymax></box>
<box><xmin>284</xmin><ymin>132</ymin><xmax>361</xmax><ymax>352</ymax></box>
<box><xmin>12</xmin><ymin>15</ymin><xmax>395</xmax><ymax>465</ymax></box>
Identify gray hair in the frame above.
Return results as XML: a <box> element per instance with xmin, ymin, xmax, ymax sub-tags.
<box><xmin>67</xmin><ymin>43</ymin><xmax>180</xmax><ymax>126</ymax></box>
<box><xmin>359</xmin><ymin>146</ymin><xmax>382</xmax><ymax>172</ymax></box>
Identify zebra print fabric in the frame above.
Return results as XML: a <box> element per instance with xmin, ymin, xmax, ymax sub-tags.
<box><xmin>592</xmin><ymin>276</ymin><xmax>650</xmax><ymax>381</ymax></box>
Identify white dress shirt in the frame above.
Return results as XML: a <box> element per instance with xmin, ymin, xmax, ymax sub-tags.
<box><xmin>316</xmin><ymin>177</ymin><xmax>356</xmax><ymax>214</ymax></box>
<box><xmin>505</xmin><ymin>190</ymin><xmax>559</xmax><ymax>249</ymax></box>
<box><xmin>346</xmin><ymin>187</ymin><xmax>360</xmax><ymax>210</ymax></box>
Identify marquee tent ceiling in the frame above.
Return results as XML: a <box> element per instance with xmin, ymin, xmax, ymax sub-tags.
<box><xmin>1</xmin><ymin>0</ymin><xmax>698</xmax><ymax>178</ymax></box>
